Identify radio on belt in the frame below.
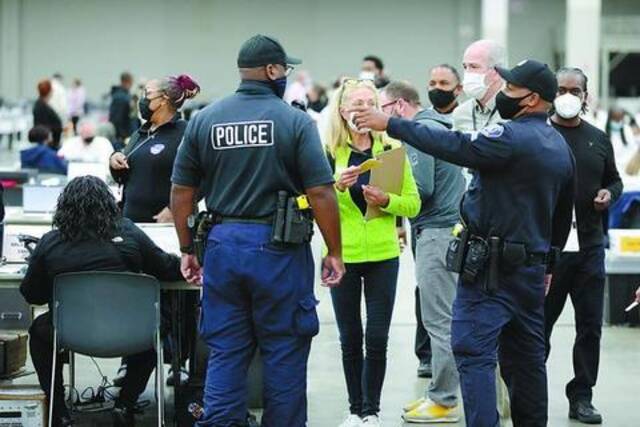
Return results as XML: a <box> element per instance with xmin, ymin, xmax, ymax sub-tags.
<box><xmin>271</xmin><ymin>191</ymin><xmax>314</xmax><ymax>245</ymax></box>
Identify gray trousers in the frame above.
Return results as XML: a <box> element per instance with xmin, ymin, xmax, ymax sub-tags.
<box><xmin>415</xmin><ymin>227</ymin><xmax>459</xmax><ymax>407</ymax></box>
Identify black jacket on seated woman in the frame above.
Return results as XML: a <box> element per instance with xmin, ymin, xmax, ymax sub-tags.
<box><xmin>20</xmin><ymin>176</ymin><xmax>183</xmax><ymax>427</ymax></box>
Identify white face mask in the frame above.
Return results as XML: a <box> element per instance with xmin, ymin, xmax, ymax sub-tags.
<box><xmin>554</xmin><ymin>93</ymin><xmax>583</xmax><ymax>119</ymax></box>
<box><xmin>462</xmin><ymin>72</ymin><xmax>488</xmax><ymax>100</ymax></box>
<box><xmin>347</xmin><ymin>112</ymin><xmax>370</xmax><ymax>134</ymax></box>
<box><xmin>359</xmin><ymin>71</ymin><xmax>376</xmax><ymax>81</ymax></box>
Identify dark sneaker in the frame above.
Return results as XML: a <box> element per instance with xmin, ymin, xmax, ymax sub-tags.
<box><xmin>569</xmin><ymin>401</ymin><xmax>602</xmax><ymax>424</ymax></box>
<box><xmin>417</xmin><ymin>361</ymin><xmax>433</xmax><ymax>378</ymax></box>
<box><xmin>112</xmin><ymin>404</ymin><xmax>136</xmax><ymax>427</ymax></box>
<box><xmin>166</xmin><ymin>368</ymin><xmax>189</xmax><ymax>387</ymax></box>
<box><xmin>52</xmin><ymin>415</ymin><xmax>74</xmax><ymax>427</ymax></box>
<box><xmin>112</xmin><ymin>364</ymin><xmax>127</xmax><ymax>388</ymax></box>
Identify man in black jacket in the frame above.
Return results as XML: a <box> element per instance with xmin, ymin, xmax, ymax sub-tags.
<box><xmin>0</xmin><ymin>182</ymin><xmax>4</xmax><ymax>222</ymax></box>
<box><xmin>20</xmin><ymin>176</ymin><xmax>183</xmax><ymax>427</ymax></box>
<box><xmin>545</xmin><ymin>68</ymin><xmax>623</xmax><ymax>425</ymax></box>
<box><xmin>109</xmin><ymin>72</ymin><xmax>134</xmax><ymax>145</ymax></box>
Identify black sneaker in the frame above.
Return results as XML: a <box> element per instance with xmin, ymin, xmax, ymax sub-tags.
<box><xmin>112</xmin><ymin>364</ymin><xmax>128</xmax><ymax>388</ymax></box>
<box><xmin>569</xmin><ymin>401</ymin><xmax>602</xmax><ymax>424</ymax></box>
<box><xmin>166</xmin><ymin>368</ymin><xmax>189</xmax><ymax>387</ymax></box>
<box><xmin>112</xmin><ymin>404</ymin><xmax>136</xmax><ymax>427</ymax></box>
<box><xmin>417</xmin><ymin>361</ymin><xmax>432</xmax><ymax>378</ymax></box>
<box><xmin>52</xmin><ymin>415</ymin><xmax>74</xmax><ymax>427</ymax></box>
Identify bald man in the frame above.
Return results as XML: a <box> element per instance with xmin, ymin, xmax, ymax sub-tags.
<box><xmin>453</xmin><ymin>39</ymin><xmax>512</xmax><ymax>426</ymax></box>
<box><xmin>453</xmin><ymin>39</ymin><xmax>506</xmax><ymax>133</ymax></box>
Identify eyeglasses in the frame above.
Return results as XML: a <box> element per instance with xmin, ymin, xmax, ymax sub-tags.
<box><xmin>140</xmin><ymin>89</ymin><xmax>164</xmax><ymax>101</ymax></box>
<box><xmin>266</xmin><ymin>64</ymin><xmax>295</xmax><ymax>77</ymax></box>
<box><xmin>342</xmin><ymin>78</ymin><xmax>376</xmax><ymax>87</ymax></box>
<box><xmin>338</xmin><ymin>78</ymin><xmax>378</xmax><ymax>107</ymax></box>
<box><xmin>380</xmin><ymin>99</ymin><xmax>399</xmax><ymax>110</ymax></box>
<box><xmin>284</xmin><ymin>65</ymin><xmax>294</xmax><ymax>77</ymax></box>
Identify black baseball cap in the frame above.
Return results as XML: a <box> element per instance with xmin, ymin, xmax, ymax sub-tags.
<box><xmin>237</xmin><ymin>34</ymin><xmax>302</xmax><ymax>68</ymax></box>
<box><xmin>495</xmin><ymin>59</ymin><xmax>557</xmax><ymax>102</ymax></box>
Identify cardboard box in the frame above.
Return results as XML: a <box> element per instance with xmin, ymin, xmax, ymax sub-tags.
<box><xmin>0</xmin><ymin>333</ymin><xmax>28</xmax><ymax>377</ymax></box>
<box><xmin>0</xmin><ymin>385</ymin><xmax>46</xmax><ymax>427</ymax></box>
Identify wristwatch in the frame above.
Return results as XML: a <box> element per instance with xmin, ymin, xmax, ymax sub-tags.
<box><xmin>180</xmin><ymin>245</ymin><xmax>194</xmax><ymax>255</ymax></box>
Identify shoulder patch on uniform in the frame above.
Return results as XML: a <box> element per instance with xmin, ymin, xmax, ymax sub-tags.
<box><xmin>210</xmin><ymin>120</ymin><xmax>274</xmax><ymax>150</ymax></box>
<box><xmin>480</xmin><ymin>123</ymin><xmax>505</xmax><ymax>139</ymax></box>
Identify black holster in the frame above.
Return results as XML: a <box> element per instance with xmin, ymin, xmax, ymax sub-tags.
<box><xmin>461</xmin><ymin>236</ymin><xmax>490</xmax><ymax>287</ymax></box>
<box><xmin>446</xmin><ymin>228</ymin><xmax>469</xmax><ymax>274</ymax></box>
<box><xmin>271</xmin><ymin>191</ymin><xmax>314</xmax><ymax>245</ymax></box>
<box><xmin>446</xmin><ymin>229</ymin><xmax>502</xmax><ymax>294</ymax></box>
<box><xmin>188</xmin><ymin>212</ymin><xmax>217</xmax><ymax>265</ymax></box>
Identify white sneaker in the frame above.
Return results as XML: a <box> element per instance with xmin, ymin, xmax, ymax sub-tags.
<box><xmin>362</xmin><ymin>414</ymin><xmax>381</xmax><ymax>426</ymax></box>
<box><xmin>338</xmin><ymin>414</ymin><xmax>363</xmax><ymax>427</ymax></box>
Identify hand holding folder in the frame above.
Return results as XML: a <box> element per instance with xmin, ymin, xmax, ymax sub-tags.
<box><xmin>364</xmin><ymin>146</ymin><xmax>406</xmax><ymax>220</ymax></box>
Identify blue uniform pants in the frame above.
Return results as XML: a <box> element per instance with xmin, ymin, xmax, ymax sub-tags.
<box><xmin>197</xmin><ymin>223</ymin><xmax>318</xmax><ymax>427</ymax></box>
<box><xmin>451</xmin><ymin>265</ymin><xmax>548</xmax><ymax>427</ymax></box>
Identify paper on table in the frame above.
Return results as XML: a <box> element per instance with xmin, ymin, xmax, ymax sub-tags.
<box><xmin>365</xmin><ymin>146</ymin><xmax>406</xmax><ymax>221</ymax></box>
<box><xmin>2</xmin><ymin>225</ymin><xmax>51</xmax><ymax>263</ymax></box>
<box><xmin>0</xmin><ymin>263</ymin><xmax>27</xmax><ymax>274</ymax></box>
<box><xmin>138</xmin><ymin>224</ymin><xmax>180</xmax><ymax>256</ymax></box>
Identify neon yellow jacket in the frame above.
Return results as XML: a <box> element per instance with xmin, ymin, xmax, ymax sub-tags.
<box><xmin>332</xmin><ymin>137</ymin><xmax>421</xmax><ymax>263</ymax></box>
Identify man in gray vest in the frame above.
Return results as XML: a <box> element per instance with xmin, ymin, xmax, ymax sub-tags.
<box><xmin>380</xmin><ymin>81</ymin><xmax>465</xmax><ymax>423</ymax></box>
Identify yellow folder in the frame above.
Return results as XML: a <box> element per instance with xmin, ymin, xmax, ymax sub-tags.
<box><xmin>365</xmin><ymin>146</ymin><xmax>406</xmax><ymax>220</ymax></box>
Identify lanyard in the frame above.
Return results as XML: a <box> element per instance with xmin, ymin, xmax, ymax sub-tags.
<box><xmin>125</xmin><ymin>132</ymin><xmax>156</xmax><ymax>160</ymax></box>
<box><xmin>472</xmin><ymin>104</ymin><xmax>498</xmax><ymax>131</ymax></box>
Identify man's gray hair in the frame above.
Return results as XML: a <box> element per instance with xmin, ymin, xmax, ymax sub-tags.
<box><xmin>484</xmin><ymin>39</ymin><xmax>506</xmax><ymax>68</ymax></box>
<box><xmin>383</xmin><ymin>81</ymin><xmax>421</xmax><ymax>107</ymax></box>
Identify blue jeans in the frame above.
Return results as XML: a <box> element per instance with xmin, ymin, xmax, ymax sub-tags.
<box><xmin>198</xmin><ymin>223</ymin><xmax>318</xmax><ymax>427</ymax></box>
<box><xmin>330</xmin><ymin>258</ymin><xmax>399</xmax><ymax>417</ymax></box>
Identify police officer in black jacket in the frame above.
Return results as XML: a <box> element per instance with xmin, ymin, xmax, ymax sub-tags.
<box><xmin>354</xmin><ymin>59</ymin><xmax>575</xmax><ymax>427</ymax></box>
<box><xmin>20</xmin><ymin>176</ymin><xmax>183</xmax><ymax>427</ymax></box>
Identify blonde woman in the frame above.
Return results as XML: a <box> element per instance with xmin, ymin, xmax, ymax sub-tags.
<box><xmin>326</xmin><ymin>79</ymin><xmax>420</xmax><ymax>427</ymax></box>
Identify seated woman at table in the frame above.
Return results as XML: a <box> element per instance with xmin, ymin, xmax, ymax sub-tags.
<box><xmin>20</xmin><ymin>125</ymin><xmax>68</xmax><ymax>175</ymax></box>
<box><xmin>20</xmin><ymin>176</ymin><xmax>184</xmax><ymax>427</ymax></box>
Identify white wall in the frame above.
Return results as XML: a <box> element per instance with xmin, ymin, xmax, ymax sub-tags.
<box><xmin>2</xmin><ymin>0</ymin><xmax>483</xmax><ymax>103</ymax></box>
<box><xmin>508</xmin><ymin>0</ymin><xmax>566</xmax><ymax>68</ymax></box>
<box><xmin>3</xmin><ymin>0</ymin><xmax>640</xmax><ymax>106</ymax></box>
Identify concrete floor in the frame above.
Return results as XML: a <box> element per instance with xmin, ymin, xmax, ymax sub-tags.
<box><xmin>3</xmin><ymin>142</ymin><xmax>640</xmax><ymax>426</ymax></box>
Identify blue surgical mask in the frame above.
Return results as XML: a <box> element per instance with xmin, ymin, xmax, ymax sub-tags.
<box><xmin>270</xmin><ymin>77</ymin><xmax>288</xmax><ymax>98</ymax></box>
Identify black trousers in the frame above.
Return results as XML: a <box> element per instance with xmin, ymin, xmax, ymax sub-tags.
<box><xmin>330</xmin><ymin>258</ymin><xmax>399</xmax><ymax>417</ymax></box>
<box><xmin>411</xmin><ymin>230</ymin><xmax>432</xmax><ymax>363</ymax></box>
<box><xmin>29</xmin><ymin>313</ymin><xmax>156</xmax><ymax>423</ymax></box>
<box><xmin>544</xmin><ymin>245</ymin><xmax>605</xmax><ymax>403</ymax></box>
<box><xmin>70</xmin><ymin>116</ymin><xmax>80</xmax><ymax>135</ymax></box>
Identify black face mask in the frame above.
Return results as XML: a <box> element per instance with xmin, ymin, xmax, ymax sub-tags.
<box><xmin>138</xmin><ymin>97</ymin><xmax>154</xmax><ymax>121</ymax></box>
<box><xmin>428</xmin><ymin>88</ymin><xmax>457</xmax><ymax>110</ymax></box>
<box><xmin>83</xmin><ymin>136</ymin><xmax>94</xmax><ymax>144</ymax></box>
<box><xmin>269</xmin><ymin>76</ymin><xmax>288</xmax><ymax>99</ymax></box>
<box><xmin>495</xmin><ymin>91</ymin><xmax>532</xmax><ymax>120</ymax></box>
